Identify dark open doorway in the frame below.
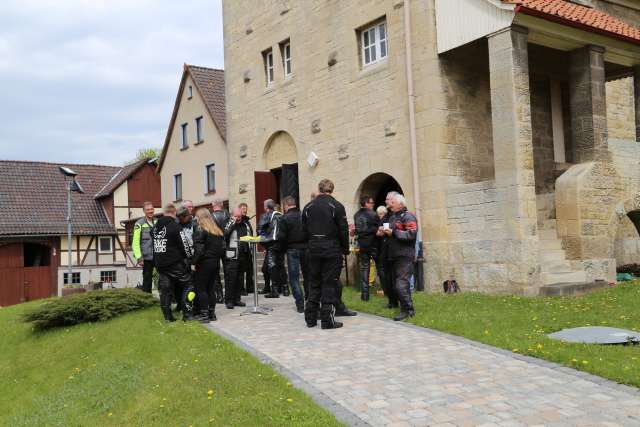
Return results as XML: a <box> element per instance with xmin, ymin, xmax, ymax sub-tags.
<box><xmin>254</xmin><ymin>163</ymin><xmax>300</xmax><ymax>214</ymax></box>
<box><xmin>24</xmin><ymin>243</ymin><xmax>50</xmax><ymax>267</ymax></box>
<box><xmin>357</xmin><ymin>173</ymin><xmax>404</xmax><ymax>209</ymax></box>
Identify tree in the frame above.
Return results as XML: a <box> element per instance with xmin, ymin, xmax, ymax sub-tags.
<box><xmin>127</xmin><ymin>147</ymin><xmax>160</xmax><ymax>165</ymax></box>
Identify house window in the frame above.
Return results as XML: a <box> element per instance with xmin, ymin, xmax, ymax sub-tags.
<box><xmin>205</xmin><ymin>163</ymin><xmax>216</xmax><ymax>193</ymax></box>
<box><xmin>195</xmin><ymin>116</ymin><xmax>204</xmax><ymax>143</ymax></box>
<box><xmin>361</xmin><ymin>20</ymin><xmax>388</xmax><ymax>67</ymax></box>
<box><xmin>188</xmin><ymin>85</ymin><xmax>193</xmax><ymax>99</ymax></box>
<box><xmin>100</xmin><ymin>270</ymin><xmax>117</xmax><ymax>283</ymax></box>
<box><xmin>281</xmin><ymin>40</ymin><xmax>292</xmax><ymax>77</ymax></box>
<box><xmin>263</xmin><ymin>48</ymin><xmax>274</xmax><ymax>85</ymax></box>
<box><xmin>181</xmin><ymin>123</ymin><xmax>188</xmax><ymax>149</ymax></box>
<box><xmin>173</xmin><ymin>174</ymin><xmax>182</xmax><ymax>201</ymax></box>
<box><xmin>64</xmin><ymin>272</ymin><xmax>81</xmax><ymax>285</ymax></box>
<box><xmin>98</xmin><ymin>236</ymin><xmax>112</xmax><ymax>253</ymax></box>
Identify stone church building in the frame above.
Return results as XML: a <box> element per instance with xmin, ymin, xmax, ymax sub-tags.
<box><xmin>222</xmin><ymin>0</ymin><xmax>640</xmax><ymax>294</ymax></box>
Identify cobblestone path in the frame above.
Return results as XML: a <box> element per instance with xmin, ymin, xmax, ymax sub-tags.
<box><xmin>208</xmin><ymin>296</ymin><xmax>640</xmax><ymax>427</ymax></box>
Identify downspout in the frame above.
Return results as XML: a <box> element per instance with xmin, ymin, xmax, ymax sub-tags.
<box><xmin>403</xmin><ymin>0</ymin><xmax>421</xmax><ymax>218</ymax></box>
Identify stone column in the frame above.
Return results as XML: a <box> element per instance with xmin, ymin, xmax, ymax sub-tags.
<box><xmin>634</xmin><ymin>66</ymin><xmax>640</xmax><ymax>143</ymax></box>
<box><xmin>488</xmin><ymin>26</ymin><xmax>537</xmax><ymax>239</ymax></box>
<box><xmin>568</xmin><ymin>45</ymin><xmax>608</xmax><ymax>162</ymax></box>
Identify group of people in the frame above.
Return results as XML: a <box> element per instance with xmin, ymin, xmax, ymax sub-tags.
<box><xmin>131</xmin><ymin>177</ymin><xmax>418</xmax><ymax>329</ymax></box>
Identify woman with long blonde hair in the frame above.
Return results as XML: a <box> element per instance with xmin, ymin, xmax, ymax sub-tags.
<box><xmin>192</xmin><ymin>208</ymin><xmax>225</xmax><ymax>321</ymax></box>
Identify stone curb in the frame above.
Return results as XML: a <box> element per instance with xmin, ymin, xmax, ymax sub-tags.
<box><xmin>206</xmin><ymin>323</ymin><xmax>371</xmax><ymax>427</ymax></box>
<box><xmin>357</xmin><ymin>311</ymin><xmax>640</xmax><ymax>396</ymax></box>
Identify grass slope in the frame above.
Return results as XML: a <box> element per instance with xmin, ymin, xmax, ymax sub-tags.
<box><xmin>343</xmin><ymin>283</ymin><xmax>640</xmax><ymax>387</ymax></box>
<box><xmin>0</xmin><ymin>302</ymin><xmax>343</xmax><ymax>427</ymax></box>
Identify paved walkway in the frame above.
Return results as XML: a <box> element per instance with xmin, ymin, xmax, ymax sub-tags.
<box><xmin>208</xmin><ymin>296</ymin><xmax>640</xmax><ymax>427</ymax></box>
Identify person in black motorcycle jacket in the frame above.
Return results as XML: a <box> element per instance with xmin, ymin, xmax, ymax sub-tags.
<box><xmin>211</xmin><ymin>199</ymin><xmax>230</xmax><ymax>303</ymax></box>
<box><xmin>260</xmin><ymin>199</ymin><xmax>287</xmax><ymax>299</ymax></box>
<box><xmin>354</xmin><ymin>195</ymin><xmax>379</xmax><ymax>301</ymax></box>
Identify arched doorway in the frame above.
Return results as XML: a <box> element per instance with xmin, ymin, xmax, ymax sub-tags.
<box><xmin>255</xmin><ymin>131</ymin><xmax>300</xmax><ymax>214</ymax></box>
<box><xmin>356</xmin><ymin>173</ymin><xmax>404</xmax><ymax>209</ymax></box>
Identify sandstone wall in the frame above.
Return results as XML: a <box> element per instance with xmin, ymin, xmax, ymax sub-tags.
<box><xmin>606</xmin><ymin>77</ymin><xmax>636</xmax><ymax>141</ymax></box>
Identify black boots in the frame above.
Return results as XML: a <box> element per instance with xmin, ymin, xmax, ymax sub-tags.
<box><xmin>393</xmin><ymin>309</ymin><xmax>415</xmax><ymax>321</ymax></box>
<box><xmin>320</xmin><ymin>304</ymin><xmax>343</xmax><ymax>330</ymax></box>
<box><xmin>282</xmin><ymin>285</ymin><xmax>290</xmax><ymax>297</ymax></box>
<box><xmin>335</xmin><ymin>304</ymin><xmax>357</xmax><ymax>317</ymax></box>
<box><xmin>305</xmin><ymin>301</ymin><xmax>319</xmax><ymax>327</ymax></box>
<box><xmin>161</xmin><ymin>306</ymin><xmax>176</xmax><ymax>322</ymax></box>
<box><xmin>295</xmin><ymin>300</ymin><xmax>305</xmax><ymax>313</ymax></box>
<box><xmin>234</xmin><ymin>301</ymin><xmax>246</xmax><ymax>307</ymax></box>
<box><xmin>361</xmin><ymin>289</ymin><xmax>369</xmax><ymax>301</ymax></box>
<box><xmin>209</xmin><ymin>309</ymin><xmax>217</xmax><ymax>321</ymax></box>
<box><xmin>264</xmin><ymin>285</ymin><xmax>280</xmax><ymax>298</ymax></box>
<box><xmin>196</xmin><ymin>311</ymin><xmax>210</xmax><ymax>323</ymax></box>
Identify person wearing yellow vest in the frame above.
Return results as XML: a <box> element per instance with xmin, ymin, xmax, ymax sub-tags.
<box><xmin>133</xmin><ymin>201</ymin><xmax>156</xmax><ymax>293</ymax></box>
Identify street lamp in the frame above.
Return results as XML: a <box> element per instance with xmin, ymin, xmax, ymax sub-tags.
<box><xmin>59</xmin><ymin>167</ymin><xmax>84</xmax><ymax>288</ymax></box>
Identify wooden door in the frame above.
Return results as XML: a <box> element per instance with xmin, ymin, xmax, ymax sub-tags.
<box><xmin>254</xmin><ymin>171</ymin><xmax>278</xmax><ymax>251</ymax></box>
<box><xmin>0</xmin><ymin>244</ymin><xmax>24</xmax><ymax>306</ymax></box>
<box><xmin>24</xmin><ymin>267</ymin><xmax>52</xmax><ymax>302</ymax></box>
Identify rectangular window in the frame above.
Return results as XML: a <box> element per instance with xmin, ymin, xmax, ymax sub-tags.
<box><xmin>100</xmin><ymin>270</ymin><xmax>117</xmax><ymax>283</ymax></box>
<box><xmin>263</xmin><ymin>48</ymin><xmax>274</xmax><ymax>85</ymax></box>
<box><xmin>98</xmin><ymin>236</ymin><xmax>112</xmax><ymax>253</ymax></box>
<box><xmin>361</xmin><ymin>20</ymin><xmax>387</xmax><ymax>67</ymax></box>
<box><xmin>181</xmin><ymin>123</ymin><xmax>188</xmax><ymax>149</ymax></box>
<box><xmin>205</xmin><ymin>163</ymin><xmax>215</xmax><ymax>193</ymax></box>
<box><xmin>64</xmin><ymin>272</ymin><xmax>81</xmax><ymax>285</ymax></box>
<box><xmin>281</xmin><ymin>40</ymin><xmax>292</xmax><ymax>77</ymax></box>
<box><xmin>187</xmin><ymin>85</ymin><xmax>193</xmax><ymax>99</ymax></box>
<box><xmin>173</xmin><ymin>173</ymin><xmax>182</xmax><ymax>201</ymax></box>
<box><xmin>195</xmin><ymin>116</ymin><xmax>204</xmax><ymax>143</ymax></box>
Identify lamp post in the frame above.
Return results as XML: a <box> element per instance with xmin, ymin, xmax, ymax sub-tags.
<box><xmin>59</xmin><ymin>167</ymin><xmax>84</xmax><ymax>287</ymax></box>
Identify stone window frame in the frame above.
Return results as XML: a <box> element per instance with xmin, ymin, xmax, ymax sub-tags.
<box><xmin>204</xmin><ymin>163</ymin><xmax>216</xmax><ymax>194</ymax></box>
<box><xmin>280</xmin><ymin>38</ymin><xmax>292</xmax><ymax>77</ymax></box>
<box><xmin>262</xmin><ymin>47</ymin><xmax>275</xmax><ymax>86</ymax></box>
<box><xmin>359</xmin><ymin>18</ymin><xmax>388</xmax><ymax>68</ymax></box>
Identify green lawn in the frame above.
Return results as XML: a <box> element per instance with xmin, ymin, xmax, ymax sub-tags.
<box><xmin>343</xmin><ymin>282</ymin><xmax>640</xmax><ymax>387</ymax></box>
<box><xmin>0</xmin><ymin>302</ymin><xmax>343</xmax><ymax>427</ymax></box>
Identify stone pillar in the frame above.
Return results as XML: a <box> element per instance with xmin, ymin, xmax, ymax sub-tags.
<box><xmin>569</xmin><ymin>45</ymin><xmax>608</xmax><ymax>162</ymax></box>
<box><xmin>488</xmin><ymin>26</ymin><xmax>537</xmax><ymax>240</ymax></box>
<box><xmin>634</xmin><ymin>66</ymin><xmax>640</xmax><ymax>143</ymax></box>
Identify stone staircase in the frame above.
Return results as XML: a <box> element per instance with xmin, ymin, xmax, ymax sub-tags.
<box><xmin>538</xmin><ymin>219</ymin><xmax>588</xmax><ymax>286</ymax></box>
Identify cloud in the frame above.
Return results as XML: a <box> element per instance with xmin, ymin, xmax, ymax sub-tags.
<box><xmin>0</xmin><ymin>0</ymin><xmax>224</xmax><ymax>166</ymax></box>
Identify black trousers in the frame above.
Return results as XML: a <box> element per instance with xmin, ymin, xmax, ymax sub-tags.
<box><xmin>266</xmin><ymin>248</ymin><xmax>286</xmax><ymax>292</ymax></box>
<box><xmin>212</xmin><ymin>258</ymin><xmax>224</xmax><ymax>301</ymax></box>
<box><xmin>357</xmin><ymin>249</ymin><xmax>377</xmax><ymax>296</ymax></box>
<box><xmin>225</xmin><ymin>259</ymin><xmax>242</xmax><ymax>304</ymax></box>
<box><xmin>306</xmin><ymin>254</ymin><xmax>341</xmax><ymax>308</ymax></box>
<box><xmin>382</xmin><ymin>258</ymin><xmax>398</xmax><ymax>306</ymax></box>
<box><xmin>195</xmin><ymin>257</ymin><xmax>219</xmax><ymax>313</ymax></box>
<box><xmin>390</xmin><ymin>257</ymin><xmax>414</xmax><ymax>312</ymax></box>
<box><xmin>238</xmin><ymin>254</ymin><xmax>254</xmax><ymax>293</ymax></box>
<box><xmin>158</xmin><ymin>262</ymin><xmax>195</xmax><ymax>315</ymax></box>
<box><xmin>141</xmin><ymin>259</ymin><xmax>154</xmax><ymax>293</ymax></box>
<box><xmin>301</xmin><ymin>249</ymin><xmax>309</xmax><ymax>300</ymax></box>
<box><xmin>261</xmin><ymin>254</ymin><xmax>271</xmax><ymax>292</ymax></box>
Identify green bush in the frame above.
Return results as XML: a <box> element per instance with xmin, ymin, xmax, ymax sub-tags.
<box><xmin>23</xmin><ymin>288</ymin><xmax>157</xmax><ymax>331</ymax></box>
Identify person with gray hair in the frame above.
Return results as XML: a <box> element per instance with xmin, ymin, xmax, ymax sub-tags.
<box><xmin>383</xmin><ymin>192</ymin><xmax>418</xmax><ymax>321</ymax></box>
<box><xmin>376</xmin><ymin>191</ymin><xmax>400</xmax><ymax>309</ymax></box>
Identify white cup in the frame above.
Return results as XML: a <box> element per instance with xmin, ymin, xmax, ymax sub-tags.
<box><xmin>383</xmin><ymin>223</ymin><xmax>390</xmax><ymax>230</ymax></box>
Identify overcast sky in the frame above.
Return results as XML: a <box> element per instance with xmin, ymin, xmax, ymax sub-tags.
<box><xmin>0</xmin><ymin>0</ymin><xmax>224</xmax><ymax>166</ymax></box>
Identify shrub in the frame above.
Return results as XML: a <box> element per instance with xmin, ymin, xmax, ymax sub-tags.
<box><xmin>23</xmin><ymin>288</ymin><xmax>157</xmax><ymax>331</ymax></box>
<box><xmin>616</xmin><ymin>264</ymin><xmax>640</xmax><ymax>276</ymax></box>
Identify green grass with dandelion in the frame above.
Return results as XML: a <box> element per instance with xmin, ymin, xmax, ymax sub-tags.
<box><xmin>0</xmin><ymin>301</ymin><xmax>343</xmax><ymax>427</ymax></box>
<box><xmin>344</xmin><ymin>281</ymin><xmax>640</xmax><ymax>387</ymax></box>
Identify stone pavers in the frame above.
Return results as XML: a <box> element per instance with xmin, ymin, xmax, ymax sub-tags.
<box><xmin>207</xmin><ymin>296</ymin><xmax>640</xmax><ymax>426</ymax></box>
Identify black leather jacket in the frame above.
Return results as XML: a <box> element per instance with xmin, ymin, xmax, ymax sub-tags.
<box><xmin>354</xmin><ymin>207</ymin><xmax>379</xmax><ymax>252</ymax></box>
<box><xmin>212</xmin><ymin>209</ymin><xmax>230</xmax><ymax>230</ymax></box>
<box><xmin>280</xmin><ymin>207</ymin><xmax>307</xmax><ymax>250</ymax></box>
<box><xmin>192</xmin><ymin>225</ymin><xmax>225</xmax><ymax>266</ymax></box>
<box><xmin>302</xmin><ymin>194</ymin><xmax>349</xmax><ymax>256</ymax></box>
<box><xmin>259</xmin><ymin>210</ymin><xmax>284</xmax><ymax>251</ymax></box>
<box><xmin>224</xmin><ymin>217</ymin><xmax>254</xmax><ymax>259</ymax></box>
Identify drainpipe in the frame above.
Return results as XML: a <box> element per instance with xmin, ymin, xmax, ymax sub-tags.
<box><xmin>403</xmin><ymin>0</ymin><xmax>421</xmax><ymax>218</ymax></box>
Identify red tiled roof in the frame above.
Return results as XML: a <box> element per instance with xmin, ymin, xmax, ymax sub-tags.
<box><xmin>94</xmin><ymin>158</ymin><xmax>155</xmax><ymax>199</ymax></box>
<box><xmin>157</xmin><ymin>65</ymin><xmax>225</xmax><ymax>172</ymax></box>
<box><xmin>503</xmin><ymin>0</ymin><xmax>640</xmax><ymax>44</ymax></box>
<box><xmin>0</xmin><ymin>160</ymin><xmax>119</xmax><ymax>236</ymax></box>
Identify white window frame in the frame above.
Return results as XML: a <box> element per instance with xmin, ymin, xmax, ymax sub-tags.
<box><xmin>173</xmin><ymin>173</ymin><xmax>183</xmax><ymax>201</ymax></box>
<box><xmin>195</xmin><ymin>116</ymin><xmax>204</xmax><ymax>143</ymax></box>
<box><xmin>181</xmin><ymin>123</ymin><xmax>188</xmax><ymax>149</ymax></box>
<box><xmin>361</xmin><ymin>21</ymin><xmax>388</xmax><ymax>67</ymax></box>
<box><xmin>64</xmin><ymin>272</ymin><xmax>81</xmax><ymax>285</ymax></box>
<box><xmin>98</xmin><ymin>236</ymin><xmax>112</xmax><ymax>254</ymax></box>
<box><xmin>283</xmin><ymin>41</ymin><xmax>292</xmax><ymax>77</ymax></box>
<box><xmin>204</xmin><ymin>163</ymin><xmax>216</xmax><ymax>194</ymax></box>
<box><xmin>187</xmin><ymin>85</ymin><xmax>193</xmax><ymax>99</ymax></box>
<box><xmin>264</xmin><ymin>49</ymin><xmax>274</xmax><ymax>85</ymax></box>
<box><xmin>100</xmin><ymin>270</ymin><xmax>117</xmax><ymax>283</ymax></box>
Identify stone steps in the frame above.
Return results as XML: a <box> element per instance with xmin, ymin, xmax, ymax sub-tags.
<box><xmin>538</xmin><ymin>218</ymin><xmax>589</xmax><ymax>286</ymax></box>
<box><xmin>540</xmin><ymin>249</ymin><xmax>567</xmax><ymax>262</ymax></box>
<box><xmin>541</xmin><ymin>270</ymin><xmax>587</xmax><ymax>286</ymax></box>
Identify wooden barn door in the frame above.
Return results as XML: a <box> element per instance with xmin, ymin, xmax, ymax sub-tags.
<box><xmin>0</xmin><ymin>244</ymin><xmax>24</xmax><ymax>306</ymax></box>
<box><xmin>24</xmin><ymin>267</ymin><xmax>52</xmax><ymax>301</ymax></box>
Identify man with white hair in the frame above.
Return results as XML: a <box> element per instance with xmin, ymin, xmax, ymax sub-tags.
<box><xmin>383</xmin><ymin>193</ymin><xmax>418</xmax><ymax>321</ymax></box>
<box><xmin>377</xmin><ymin>191</ymin><xmax>400</xmax><ymax>309</ymax></box>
